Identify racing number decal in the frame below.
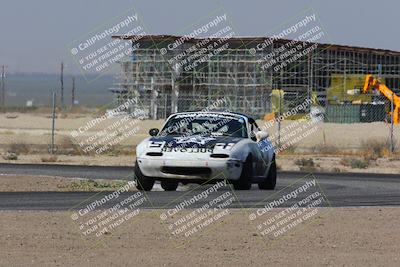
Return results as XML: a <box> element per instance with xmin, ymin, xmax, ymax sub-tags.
<box><xmin>149</xmin><ymin>141</ymin><xmax>164</xmax><ymax>148</ymax></box>
<box><xmin>214</xmin><ymin>143</ymin><xmax>235</xmax><ymax>150</ymax></box>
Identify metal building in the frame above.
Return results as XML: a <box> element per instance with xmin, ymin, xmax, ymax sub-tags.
<box><xmin>111</xmin><ymin>34</ymin><xmax>400</xmax><ymax>120</ymax></box>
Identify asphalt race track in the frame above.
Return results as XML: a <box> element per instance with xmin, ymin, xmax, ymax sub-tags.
<box><xmin>0</xmin><ymin>163</ymin><xmax>399</xmax><ymax>210</ymax></box>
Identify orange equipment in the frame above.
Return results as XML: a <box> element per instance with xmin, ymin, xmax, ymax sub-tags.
<box><xmin>363</xmin><ymin>74</ymin><xmax>400</xmax><ymax>124</ymax></box>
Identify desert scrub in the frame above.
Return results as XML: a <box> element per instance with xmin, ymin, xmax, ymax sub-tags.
<box><xmin>7</xmin><ymin>142</ymin><xmax>31</xmax><ymax>154</ymax></box>
<box><xmin>360</xmin><ymin>138</ymin><xmax>391</xmax><ymax>160</ymax></box>
<box><xmin>340</xmin><ymin>157</ymin><xmax>369</xmax><ymax>169</ymax></box>
<box><xmin>58</xmin><ymin>179</ymin><xmax>131</xmax><ymax>191</ymax></box>
<box><xmin>41</xmin><ymin>155</ymin><xmax>58</xmax><ymax>162</ymax></box>
<box><xmin>311</xmin><ymin>144</ymin><xmax>339</xmax><ymax>155</ymax></box>
<box><xmin>58</xmin><ymin>136</ymin><xmax>82</xmax><ymax>155</ymax></box>
<box><xmin>280</xmin><ymin>143</ymin><xmax>297</xmax><ymax>155</ymax></box>
<box><xmin>294</xmin><ymin>158</ymin><xmax>317</xmax><ymax>172</ymax></box>
<box><xmin>2</xmin><ymin>152</ymin><xmax>18</xmax><ymax>160</ymax></box>
<box><xmin>1</xmin><ymin>130</ymin><xmax>15</xmax><ymax>135</ymax></box>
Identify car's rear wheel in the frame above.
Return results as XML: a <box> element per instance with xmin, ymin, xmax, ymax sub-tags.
<box><xmin>161</xmin><ymin>180</ymin><xmax>179</xmax><ymax>191</ymax></box>
<box><xmin>134</xmin><ymin>161</ymin><xmax>154</xmax><ymax>191</ymax></box>
<box><xmin>258</xmin><ymin>155</ymin><xmax>277</xmax><ymax>190</ymax></box>
<box><xmin>232</xmin><ymin>156</ymin><xmax>252</xmax><ymax>190</ymax></box>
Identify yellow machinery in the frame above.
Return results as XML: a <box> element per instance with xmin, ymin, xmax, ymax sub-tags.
<box><xmin>328</xmin><ymin>74</ymin><xmax>372</xmax><ymax>103</ymax></box>
<box><xmin>363</xmin><ymin>74</ymin><xmax>400</xmax><ymax>124</ymax></box>
<box><xmin>263</xmin><ymin>89</ymin><xmax>284</xmax><ymax>121</ymax></box>
<box><xmin>263</xmin><ymin>90</ymin><xmax>319</xmax><ymax>121</ymax></box>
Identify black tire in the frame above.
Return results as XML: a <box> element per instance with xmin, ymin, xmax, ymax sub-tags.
<box><xmin>134</xmin><ymin>161</ymin><xmax>154</xmax><ymax>191</ymax></box>
<box><xmin>161</xmin><ymin>180</ymin><xmax>179</xmax><ymax>191</ymax></box>
<box><xmin>258</xmin><ymin>156</ymin><xmax>277</xmax><ymax>190</ymax></box>
<box><xmin>232</xmin><ymin>156</ymin><xmax>253</xmax><ymax>190</ymax></box>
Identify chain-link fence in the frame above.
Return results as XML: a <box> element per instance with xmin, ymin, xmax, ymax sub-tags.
<box><xmin>116</xmin><ymin>88</ymin><xmax>398</xmax><ymax>155</ymax></box>
<box><xmin>108</xmin><ymin>36</ymin><xmax>400</xmax><ymax>154</ymax></box>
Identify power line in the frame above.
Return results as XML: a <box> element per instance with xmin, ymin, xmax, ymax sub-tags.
<box><xmin>60</xmin><ymin>62</ymin><xmax>64</xmax><ymax>108</ymax></box>
<box><xmin>72</xmin><ymin>76</ymin><xmax>75</xmax><ymax>106</ymax></box>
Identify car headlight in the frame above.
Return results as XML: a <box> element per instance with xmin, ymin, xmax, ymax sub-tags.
<box><xmin>136</xmin><ymin>140</ymin><xmax>149</xmax><ymax>156</ymax></box>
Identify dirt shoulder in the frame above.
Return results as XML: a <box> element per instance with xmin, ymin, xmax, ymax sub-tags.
<box><xmin>0</xmin><ymin>154</ymin><xmax>136</xmax><ymax>166</ymax></box>
<box><xmin>278</xmin><ymin>155</ymin><xmax>400</xmax><ymax>174</ymax></box>
<box><xmin>0</xmin><ymin>175</ymin><xmax>133</xmax><ymax>192</ymax></box>
<box><xmin>0</xmin><ymin>208</ymin><xmax>398</xmax><ymax>266</ymax></box>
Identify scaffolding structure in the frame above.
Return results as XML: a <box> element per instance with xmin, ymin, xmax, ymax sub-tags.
<box><xmin>111</xmin><ymin>35</ymin><xmax>400</xmax><ymax>120</ymax></box>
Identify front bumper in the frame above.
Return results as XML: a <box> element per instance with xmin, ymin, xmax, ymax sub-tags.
<box><xmin>137</xmin><ymin>157</ymin><xmax>243</xmax><ymax>181</ymax></box>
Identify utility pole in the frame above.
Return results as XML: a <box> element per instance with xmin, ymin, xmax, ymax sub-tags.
<box><xmin>51</xmin><ymin>91</ymin><xmax>56</xmax><ymax>154</ymax></box>
<box><xmin>60</xmin><ymin>62</ymin><xmax>64</xmax><ymax>108</ymax></box>
<box><xmin>1</xmin><ymin>65</ymin><xmax>5</xmax><ymax>108</ymax></box>
<box><xmin>71</xmin><ymin>76</ymin><xmax>75</xmax><ymax>106</ymax></box>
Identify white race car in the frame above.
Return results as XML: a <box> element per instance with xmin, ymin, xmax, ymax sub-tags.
<box><xmin>134</xmin><ymin>111</ymin><xmax>276</xmax><ymax>191</ymax></box>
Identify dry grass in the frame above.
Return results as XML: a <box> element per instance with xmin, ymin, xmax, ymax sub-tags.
<box><xmin>331</xmin><ymin>167</ymin><xmax>342</xmax><ymax>173</ymax></box>
<box><xmin>2</xmin><ymin>152</ymin><xmax>18</xmax><ymax>160</ymax></box>
<box><xmin>279</xmin><ymin>143</ymin><xmax>298</xmax><ymax>154</ymax></box>
<box><xmin>58</xmin><ymin>136</ymin><xmax>82</xmax><ymax>155</ymax></box>
<box><xmin>1</xmin><ymin>130</ymin><xmax>15</xmax><ymax>135</ymax></box>
<box><xmin>360</xmin><ymin>138</ymin><xmax>391</xmax><ymax>160</ymax></box>
<box><xmin>40</xmin><ymin>155</ymin><xmax>58</xmax><ymax>162</ymax></box>
<box><xmin>58</xmin><ymin>136</ymin><xmax>135</xmax><ymax>157</ymax></box>
<box><xmin>57</xmin><ymin>179</ymin><xmax>130</xmax><ymax>191</ymax></box>
<box><xmin>311</xmin><ymin>144</ymin><xmax>339</xmax><ymax>155</ymax></box>
<box><xmin>294</xmin><ymin>158</ymin><xmax>317</xmax><ymax>172</ymax></box>
<box><xmin>106</xmin><ymin>145</ymin><xmax>136</xmax><ymax>157</ymax></box>
<box><xmin>340</xmin><ymin>157</ymin><xmax>370</xmax><ymax>169</ymax></box>
<box><xmin>7</xmin><ymin>142</ymin><xmax>31</xmax><ymax>154</ymax></box>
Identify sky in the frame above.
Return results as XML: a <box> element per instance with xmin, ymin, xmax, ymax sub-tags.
<box><xmin>0</xmin><ymin>0</ymin><xmax>399</xmax><ymax>74</ymax></box>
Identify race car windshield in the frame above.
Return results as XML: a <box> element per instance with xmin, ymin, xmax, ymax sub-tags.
<box><xmin>161</xmin><ymin>114</ymin><xmax>248</xmax><ymax>138</ymax></box>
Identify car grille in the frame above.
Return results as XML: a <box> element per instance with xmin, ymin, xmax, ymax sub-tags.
<box><xmin>161</xmin><ymin>166</ymin><xmax>211</xmax><ymax>177</ymax></box>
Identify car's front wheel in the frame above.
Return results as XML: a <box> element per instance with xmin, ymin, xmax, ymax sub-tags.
<box><xmin>258</xmin><ymin>156</ymin><xmax>277</xmax><ymax>190</ymax></box>
<box><xmin>134</xmin><ymin>161</ymin><xmax>155</xmax><ymax>191</ymax></box>
<box><xmin>161</xmin><ymin>180</ymin><xmax>179</xmax><ymax>191</ymax></box>
<box><xmin>232</xmin><ymin>156</ymin><xmax>253</xmax><ymax>190</ymax></box>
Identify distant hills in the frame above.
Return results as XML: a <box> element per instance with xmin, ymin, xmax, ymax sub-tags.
<box><xmin>2</xmin><ymin>73</ymin><xmax>115</xmax><ymax>107</ymax></box>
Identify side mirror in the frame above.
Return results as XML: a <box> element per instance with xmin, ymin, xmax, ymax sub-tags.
<box><xmin>256</xmin><ymin>131</ymin><xmax>269</xmax><ymax>142</ymax></box>
<box><xmin>149</xmin><ymin>128</ymin><xmax>159</xmax><ymax>136</ymax></box>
